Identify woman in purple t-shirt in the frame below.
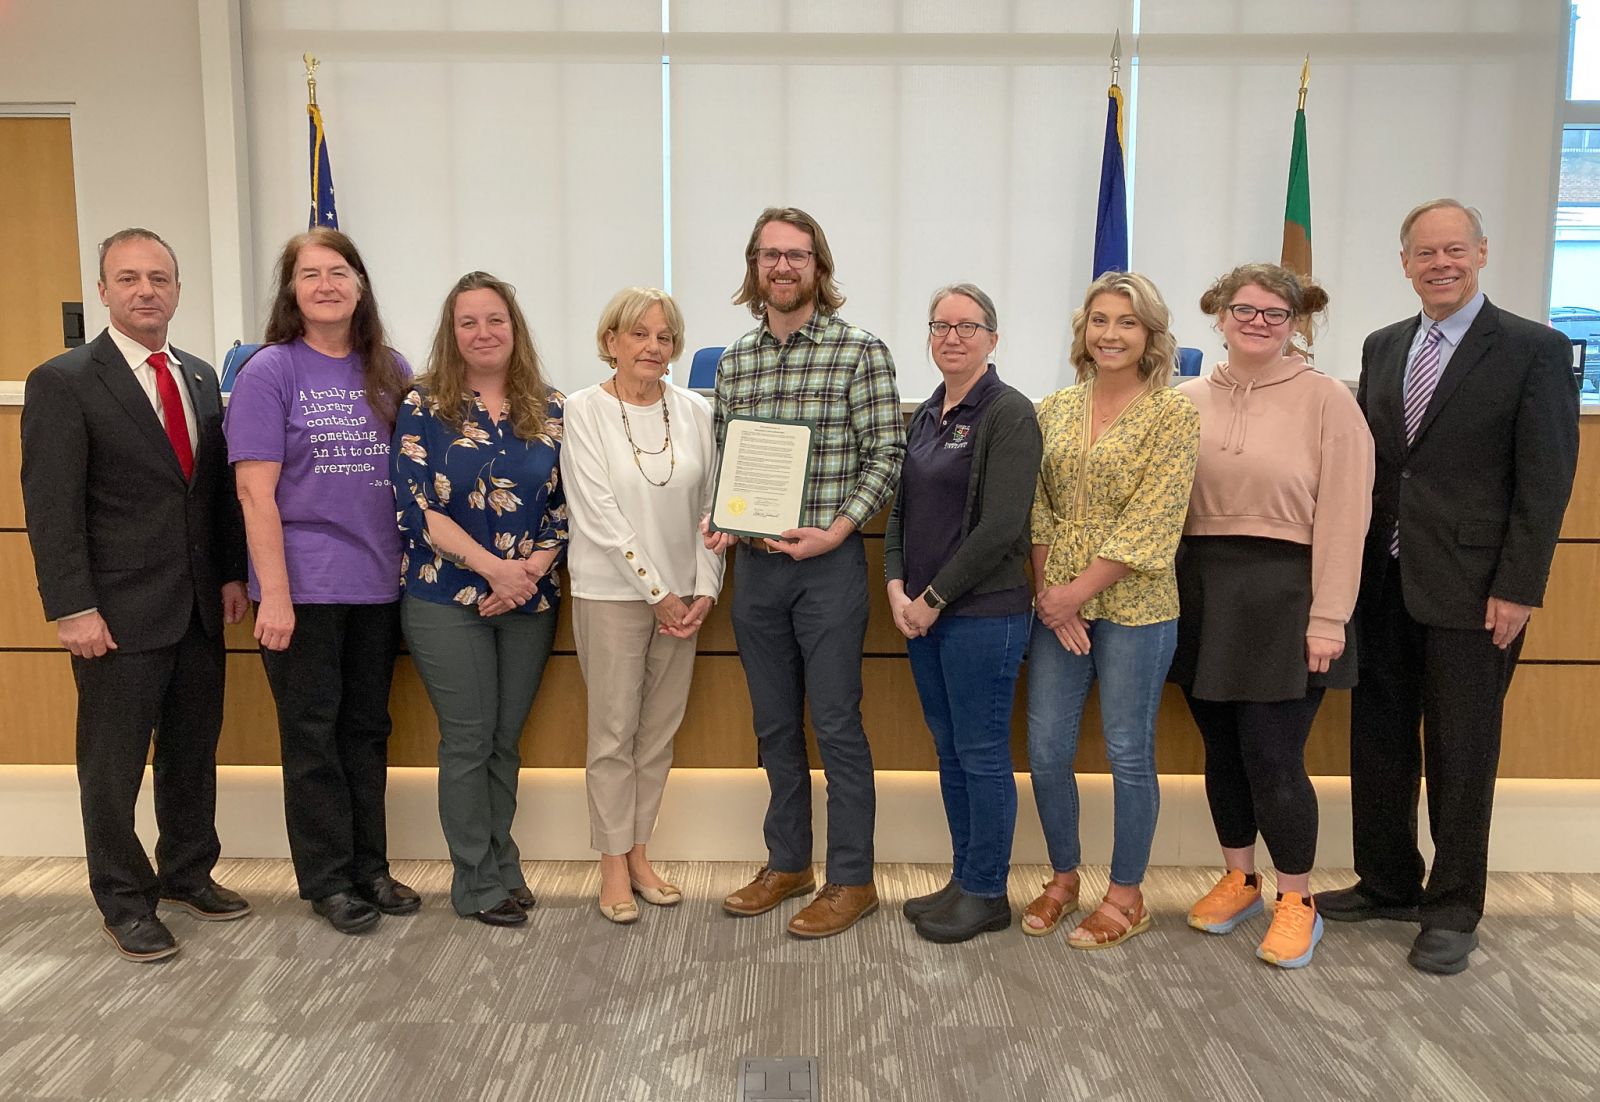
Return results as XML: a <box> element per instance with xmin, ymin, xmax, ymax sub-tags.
<box><xmin>223</xmin><ymin>228</ymin><xmax>418</xmax><ymax>936</ymax></box>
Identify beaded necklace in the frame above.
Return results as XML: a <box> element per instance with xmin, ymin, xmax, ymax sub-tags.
<box><xmin>611</xmin><ymin>379</ymin><xmax>674</xmax><ymax>487</ymax></box>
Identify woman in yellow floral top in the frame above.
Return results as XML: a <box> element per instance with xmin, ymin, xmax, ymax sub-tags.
<box><xmin>1023</xmin><ymin>271</ymin><xmax>1199</xmax><ymax>949</ymax></box>
<box><xmin>391</xmin><ymin>271</ymin><xmax>567</xmax><ymax>928</ymax></box>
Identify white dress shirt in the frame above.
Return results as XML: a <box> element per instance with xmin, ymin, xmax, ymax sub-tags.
<box><xmin>563</xmin><ymin>382</ymin><xmax>725</xmax><ymax>603</ymax></box>
<box><xmin>106</xmin><ymin>323</ymin><xmax>198</xmax><ymax>451</ymax></box>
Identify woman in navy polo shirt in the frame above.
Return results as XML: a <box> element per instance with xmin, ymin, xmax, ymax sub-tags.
<box><xmin>392</xmin><ymin>271</ymin><xmax>567</xmax><ymax>928</ymax></box>
<box><xmin>884</xmin><ymin>283</ymin><xmax>1042</xmax><ymax>943</ymax></box>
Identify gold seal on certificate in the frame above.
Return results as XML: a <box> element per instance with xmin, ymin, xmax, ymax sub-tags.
<box><xmin>710</xmin><ymin>416</ymin><xmax>815</xmax><ymax>539</ymax></box>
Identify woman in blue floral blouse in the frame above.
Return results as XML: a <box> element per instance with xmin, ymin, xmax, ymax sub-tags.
<box><xmin>392</xmin><ymin>271</ymin><xmax>567</xmax><ymax>928</ymax></box>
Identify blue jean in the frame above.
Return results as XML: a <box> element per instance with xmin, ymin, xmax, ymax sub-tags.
<box><xmin>731</xmin><ymin>536</ymin><xmax>874</xmax><ymax>885</ymax></box>
<box><xmin>1025</xmin><ymin>617</ymin><xmax>1176</xmax><ymax>887</ymax></box>
<box><xmin>906</xmin><ymin>611</ymin><xmax>1030</xmax><ymax>897</ymax></box>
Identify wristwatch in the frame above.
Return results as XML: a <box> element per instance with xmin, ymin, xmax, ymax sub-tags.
<box><xmin>920</xmin><ymin>585</ymin><xmax>948</xmax><ymax>611</ymax></box>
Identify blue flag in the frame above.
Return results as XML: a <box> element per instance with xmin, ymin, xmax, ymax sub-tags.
<box><xmin>1092</xmin><ymin>86</ymin><xmax>1128</xmax><ymax>278</ymax></box>
<box><xmin>308</xmin><ymin>103</ymin><xmax>339</xmax><ymax>230</ymax></box>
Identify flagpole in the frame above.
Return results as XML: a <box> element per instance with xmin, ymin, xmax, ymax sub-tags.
<box><xmin>1297</xmin><ymin>53</ymin><xmax>1309</xmax><ymax>111</ymax></box>
<box><xmin>305</xmin><ymin>52</ymin><xmax>319</xmax><ymax>107</ymax></box>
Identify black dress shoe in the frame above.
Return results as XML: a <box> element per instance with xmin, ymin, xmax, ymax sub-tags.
<box><xmin>102</xmin><ymin>915</ymin><xmax>179</xmax><ymax>962</ymax></box>
<box><xmin>902</xmin><ymin>878</ymin><xmax>960</xmax><ymax>922</ymax></box>
<box><xmin>356</xmin><ymin>875</ymin><xmax>421</xmax><ymax>915</ymax></box>
<box><xmin>914</xmin><ymin>890</ymin><xmax>1012</xmax><ymax>944</ymax></box>
<box><xmin>312</xmin><ymin>891</ymin><xmax>381</xmax><ymax>935</ymax></box>
<box><xmin>160</xmin><ymin>880</ymin><xmax>252</xmax><ymax>921</ymax></box>
<box><xmin>473</xmin><ymin>898</ymin><xmax>528</xmax><ymax>927</ymax></box>
<box><xmin>1315</xmin><ymin>883</ymin><xmax>1421</xmax><ymax>924</ymax></box>
<box><xmin>509</xmin><ymin>886</ymin><xmax>536</xmax><ymax>910</ymax></box>
<box><xmin>1408</xmin><ymin>928</ymin><xmax>1478</xmax><ymax>975</ymax></box>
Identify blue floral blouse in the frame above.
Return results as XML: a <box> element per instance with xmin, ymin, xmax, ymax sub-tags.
<box><xmin>391</xmin><ymin>386</ymin><xmax>568</xmax><ymax>614</ymax></box>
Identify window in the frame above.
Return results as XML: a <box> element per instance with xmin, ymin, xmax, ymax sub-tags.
<box><xmin>1556</xmin><ymin>3</ymin><xmax>1600</xmax><ymax>396</ymax></box>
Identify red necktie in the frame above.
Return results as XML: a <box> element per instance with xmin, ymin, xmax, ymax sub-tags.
<box><xmin>149</xmin><ymin>352</ymin><xmax>194</xmax><ymax>480</ymax></box>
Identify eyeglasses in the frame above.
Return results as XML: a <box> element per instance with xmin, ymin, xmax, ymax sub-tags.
<box><xmin>752</xmin><ymin>248</ymin><xmax>815</xmax><ymax>268</ymax></box>
<box><xmin>928</xmin><ymin>321</ymin><xmax>996</xmax><ymax>339</ymax></box>
<box><xmin>1225</xmin><ymin>303</ymin><xmax>1293</xmax><ymax>326</ymax></box>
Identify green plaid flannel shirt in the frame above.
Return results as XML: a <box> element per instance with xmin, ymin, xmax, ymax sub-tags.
<box><xmin>713</xmin><ymin>311</ymin><xmax>905</xmax><ymax>531</ymax></box>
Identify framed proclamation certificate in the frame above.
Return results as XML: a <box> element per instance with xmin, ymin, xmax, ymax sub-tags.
<box><xmin>709</xmin><ymin>415</ymin><xmax>815</xmax><ymax>539</ymax></box>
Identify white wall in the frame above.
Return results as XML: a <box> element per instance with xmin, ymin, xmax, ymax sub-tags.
<box><xmin>0</xmin><ymin>0</ymin><xmax>217</xmax><ymax>361</ymax></box>
<box><xmin>0</xmin><ymin>1</ymin><xmax>1570</xmax><ymax>394</ymax></box>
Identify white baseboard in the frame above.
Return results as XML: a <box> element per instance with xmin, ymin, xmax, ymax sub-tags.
<box><xmin>1</xmin><ymin>766</ymin><xmax>1596</xmax><ymax>873</ymax></box>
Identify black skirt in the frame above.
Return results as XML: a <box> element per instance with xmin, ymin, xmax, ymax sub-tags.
<box><xmin>1168</xmin><ymin>535</ymin><xmax>1358</xmax><ymax>703</ymax></box>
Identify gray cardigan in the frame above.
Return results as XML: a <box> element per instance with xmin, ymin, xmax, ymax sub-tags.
<box><xmin>883</xmin><ymin>384</ymin><xmax>1042</xmax><ymax>608</ymax></box>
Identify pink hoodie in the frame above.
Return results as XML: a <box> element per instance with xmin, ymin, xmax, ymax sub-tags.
<box><xmin>1176</xmin><ymin>357</ymin><xmax>1375</xmax><ymax>643</ymax></box>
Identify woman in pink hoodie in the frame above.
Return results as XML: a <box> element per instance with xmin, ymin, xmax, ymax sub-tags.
<box><xmin>1171</xmin><ymin>263</ymin><xmax>1374</xmax><ymax>970</ymax></box>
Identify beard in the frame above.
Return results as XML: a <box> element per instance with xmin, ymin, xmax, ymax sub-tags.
<box><xmin>762</xmin><ymin>272</ymin><xmax>817</xmax><ymax>314</ymax></box>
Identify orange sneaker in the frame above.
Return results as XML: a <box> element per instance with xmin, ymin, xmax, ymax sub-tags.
<box><xmin>1187</xmin><ymin>869</ymin><xmax>1263</xmax><ymax>934</ymax></box>
<box><xmin>1256</xmin><ymin>893</ymin><xmax>1324</xmax><ymax>969</ymax></box>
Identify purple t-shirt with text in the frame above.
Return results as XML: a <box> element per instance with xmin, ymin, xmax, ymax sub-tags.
<box><xmin>223</xmin><ymin>338</ymin><xmax>409</xmax><ymax>603</ymax></box>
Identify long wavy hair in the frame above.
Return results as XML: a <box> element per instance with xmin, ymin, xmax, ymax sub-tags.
<box><xmin>263</xmin><ymin>227</ymin><xmax>405</xmax><ymax>424</ymax></box>
<box><xmin>731</xmin><ymin>206</ymin><xmax>846</xmax><ymax>319</ymax></box>
<box><xmin>421</xmin><ymin>271</ymin><xmax>550</xmax><ymax>440</ymax></box>
<box><xmin>1068</xmin><ymin>271</ymin><xmax>1179</xmax><ymax>396</ymax></box>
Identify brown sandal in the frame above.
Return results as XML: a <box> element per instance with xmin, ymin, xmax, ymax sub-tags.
<box><xmin>1066</xmin><ymin>895</ymin><xmax>1151</xmax><ymax>950</ymax></box>
<box><xmin>1022</xmin><ymin>878</ymin><xmax>1080</xmax><ymax>937</ymax></box>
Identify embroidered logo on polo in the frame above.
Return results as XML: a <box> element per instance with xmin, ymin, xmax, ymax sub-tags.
<box><xmin>943</xmin><ymin>424</ymin><xmax>972</xmax><ymax>449</ymax></box>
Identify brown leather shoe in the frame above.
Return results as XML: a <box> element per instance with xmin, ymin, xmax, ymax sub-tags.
<box><xmin>786</xmin><ymin>882</ymin><xmax>879</xmax><ymax>939</ymax></box>
<box><xmin>723</xmin><ymin>866</ymin><xmax>817</xmax><ymax>916</ymax></box>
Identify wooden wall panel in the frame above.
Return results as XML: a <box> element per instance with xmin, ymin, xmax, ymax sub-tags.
<box><xmin>0</xmin><ymin>118</ymin><xmax>82</xmax><ymax>382</ymax></box>
<box><xmin>1522</xmin><ymin>543</ymin><xmax>1600</xmax><ymax>660</ymax></box>
<box><xmin>1</xmin><ymin>408</ymin><xmax>23</xmax><ymax>528</ymax></box>
<box><xmin>0</xmin><ymin>532</ymin><xmax>60</xmax><ymax>648</ymax></box>
<box><xmin>4</xmin><ymin>414</ymin><xmax>1599</xmax><ymax>777</ymax></box>
<box><xmin>1558</xmin><ymin>419</ymin><xmax>1600</xmax><ymax>539</ymax></box>
<box><xmin>1500</xmin><ymin>665</ymin><xmax>1600</xmax><ymax>778</ymax></box>
<box><xmin>0</xmin><ymin>652</ymin><xmax>78</xmax><ymax>763</ymax></box>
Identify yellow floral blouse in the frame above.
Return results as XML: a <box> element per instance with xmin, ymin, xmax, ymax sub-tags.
<box><xmin>1030</xmin><ymin>381</ymin><xmax>1199</xmax><ymax>625</ymax></box>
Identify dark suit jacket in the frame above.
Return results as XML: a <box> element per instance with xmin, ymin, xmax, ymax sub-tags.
<box><xmin>1356</xmin><ymin>297</ymin><xmax>1578</xmax><ymax>629</ymax></box>
<box><xmin>20</xmin><ymin>329</ymin><xmax>247</xmax><ymax>653</ymax></box>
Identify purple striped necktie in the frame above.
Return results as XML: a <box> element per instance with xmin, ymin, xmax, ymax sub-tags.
<box><xmin>1403</xmin><ymin>323</ymin><xmax>1446</xmax><ymax>444</ymax></box>
<box><xmin>1391</xmin><ymin>322</ymin><xmax>1446</xmax><ymax>556</ymax></box>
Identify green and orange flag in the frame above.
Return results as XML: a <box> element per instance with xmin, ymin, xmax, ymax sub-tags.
<box><xmin>1281</xmin><ymin>57</ymin><xmax>1313</xmax><ymax>350</ymax></box>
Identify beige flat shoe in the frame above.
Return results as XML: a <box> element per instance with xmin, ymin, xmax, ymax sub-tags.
<box><xmin>631</xmin><ymin>880</ymin><xmax>683</xmax><ymax>907</ymax></box>
<box><xmin>597</xmin><ymin>898</ymin><xmax>639</xmax><ymax>925</ymax></box>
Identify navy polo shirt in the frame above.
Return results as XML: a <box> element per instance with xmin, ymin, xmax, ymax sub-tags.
<box><xmin>901</xmin><ymin>365</ymin><xmax>1030</xmax><ymax>617</ymax></box>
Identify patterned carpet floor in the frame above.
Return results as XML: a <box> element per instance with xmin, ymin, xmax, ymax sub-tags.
<box><xmin>0</xmin><ymin>858</ymin><xmax>1596</xmax><ymax>1101</ymax></box>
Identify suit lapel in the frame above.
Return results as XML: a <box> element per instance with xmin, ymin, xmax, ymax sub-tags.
<box><xmin>1411</xmin><ymin>300</ymin><xmax>1499</xmax><ymax>449</ymax></box>
<box><xmin>90</xmin><ymin>330</ymin><xmax>187</xmax><ymax>484</ymax></box>
<box><xmin>1380</xmin><ymin>318</ymin><xmax>1420</xmax><ymax>458</ymax></box>
<box><xmin>174</xmin><ymin>346</ymin><xmax>213</xmax><ymax>475</ymax></box>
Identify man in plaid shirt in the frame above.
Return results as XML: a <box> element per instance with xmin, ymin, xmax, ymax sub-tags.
<box><xmin>708</xmin><ymin>207</ymin><xmax>905</xmax><ymax>938</ymax></box>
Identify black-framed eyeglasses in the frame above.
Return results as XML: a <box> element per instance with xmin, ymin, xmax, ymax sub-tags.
<box><xmin>928</xmin><ymin>321</ymin><xmax>996</xmax><ymax>339</ymax></box>
<box><xmin>1225</xmin><ymin>303</ymin><xmax>1293</xmax><ymax>325</ymax></box>
<box><xmin>752</xmin><ymin>248</ymin><xmax>815</xmax><ymax>268</ymax></box>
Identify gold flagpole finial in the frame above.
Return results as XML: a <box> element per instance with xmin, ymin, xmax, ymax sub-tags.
<box><xmin>1297</xmin><ymin>54</ymin><xmax>1310</xmax><ymax>111</ymax></box>
<box><xmin>1111</xmin><ymin>30</ymin><xmax>1122</xmax><ymax>89</ymax></box>
<box><xmin>304</xmin><ymin>53</ymin><xmax>320</xmax><ymax>106</ymax></box>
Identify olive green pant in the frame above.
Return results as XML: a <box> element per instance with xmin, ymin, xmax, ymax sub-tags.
<box><xmin>402</xmin><ymin>596</ymin><xmax>556</xmax><ymax>915</ymax></box>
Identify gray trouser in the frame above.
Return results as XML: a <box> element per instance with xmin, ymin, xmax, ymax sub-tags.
<box><xmin>730</xmin><ymin>535</ymin><xmax>874</xmax><ymax>885</ymax></box>
<box><xmin>402</xmin><ymin>595</ymin><xmax>556</xmax><ymax>915</ymax></box>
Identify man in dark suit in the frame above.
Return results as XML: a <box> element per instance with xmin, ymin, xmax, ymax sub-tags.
<box><xmin>21</xmin><ymin>228</ymin><xmax>252</xmax><ymax>962</ymax></box>
<box><xmin>1319</xmin><ymin>199</ymin><xmax>1579</xmax><ymax>974</ymax></box>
